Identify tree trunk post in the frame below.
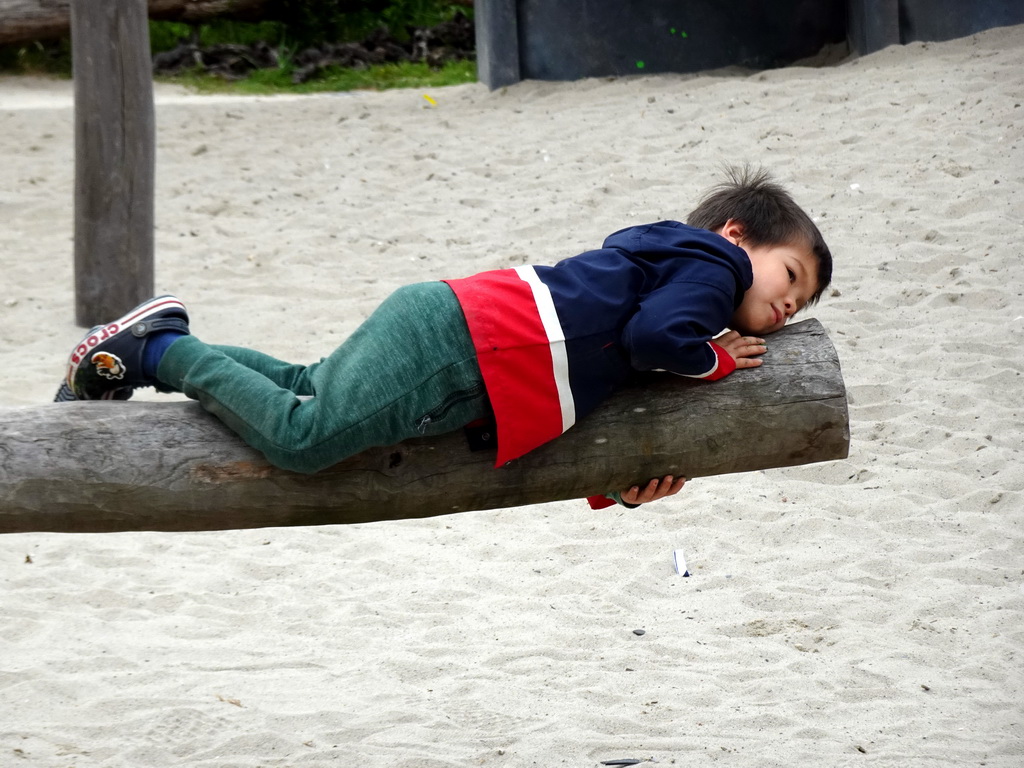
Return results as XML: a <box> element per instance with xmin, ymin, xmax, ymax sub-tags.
<box><xmin>71</xmin><ymin>0</ymin><xmax>155</xmax><ymax>328</ymax></box>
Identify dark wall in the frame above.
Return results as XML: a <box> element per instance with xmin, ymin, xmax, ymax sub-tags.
<box><xmin>476</xmin><ymin>0</ymin><xmax>1024</xmax><ymax>89</ymax></box>
<box><xmin>515</xmin><ymin>0</ymin><xmax>845</xmax><ymax>81</ymax></box>
<box><xmin>899</xmin><ymin>0</ymin><xmax>1024</xmax><ymax>43</ymax></box>
<box><xmin>849</xmin><ymin>0</ymin><xmax>1024</xmax><ymax>55</ymax></box>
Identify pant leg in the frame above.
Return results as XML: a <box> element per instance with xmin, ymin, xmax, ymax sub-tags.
<box><xmin>156</xmin><ymin>283</ymin><xmax>489</xmax><ymax>473</ymax></box>
<box><xmin>207</xmin><ymin>345</ymin><xmax>317</xmax><ymax>395</ymax></box>
<box><xmin>154</xmin><ymin>345</ymin><xmax>316</xmax><ymax>396</ymax></box>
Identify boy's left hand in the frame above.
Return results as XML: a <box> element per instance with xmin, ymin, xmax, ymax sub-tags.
<box><xmin>715</xmin><ymin>330</ymin><xmax>767</xmax><ymax>369</ymax></box>
<box><xmin>621</xmin><ymin>475</ymin><xmax>686</xmax><ymax>505</ymax></box>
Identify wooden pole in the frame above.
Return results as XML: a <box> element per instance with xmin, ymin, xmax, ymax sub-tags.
<box><xmin>0</xmin><ymin>320</ymin><xmax>848</xmax><ymax>534</ymax></box>
<box><xmin>474</xmin><ymin>0</ymin><xmax>520</xmax><ymax>89</ymax></box>
<box><xmin>71</xmin><ymin>0</ymin><xmax>154</xmax><ymax>328</ymax></box>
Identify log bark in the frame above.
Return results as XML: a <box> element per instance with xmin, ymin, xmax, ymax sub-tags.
<box><xmin>0</xmin><ymin>0</ymin><xmax>270</xmax><ymax>45</ymax></box>
<box><xmin>0</xmin><ymin>319</ymin><xmax>849</xmax><ymax>534</ymax></box>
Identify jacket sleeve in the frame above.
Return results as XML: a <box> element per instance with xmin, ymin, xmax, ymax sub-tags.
<box><xmin>587</xmin><ymin>492</ymin><xmax>640</xmax><ymax>510</ymax></box>
<box><xmin>621</xmin><ymin>279</ymin><xmax>738</xmax><ymax>381</ymax></box>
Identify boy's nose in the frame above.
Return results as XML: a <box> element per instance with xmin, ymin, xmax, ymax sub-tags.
<box><xmin>784</xmin><ymin>293</ymin><xmax>806</xmax><ymax>315</ymax></box>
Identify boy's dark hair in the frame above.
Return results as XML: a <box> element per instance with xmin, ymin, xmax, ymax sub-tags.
<box><xmin>687</xmin><ymin>166</ymin><xmax>833</xmax><ymax>304</ymax></box>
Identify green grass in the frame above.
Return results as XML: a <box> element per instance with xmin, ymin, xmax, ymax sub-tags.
<box><xmin>149</xmin><ymin>20</ymin><xmax>287</xmax><ymax>51</ymax></box>
<box><xmin>0</xmin><ymin>39</ymin><xmax>72</xmax><ymax>76</ymax></box>
<box><xmin>0</xmin><ymin>42</ymin><xmax>477</xmax><ymax>94</ymax></box>
<box><xmin>165</xmin><ymin>58</ymin><xmax>476</xmax><ymax>95</ymax></box>
<box><xmin>1</xmin><ymin>13</ymin><xmax>477</xmax><ymax>93</ymax></box>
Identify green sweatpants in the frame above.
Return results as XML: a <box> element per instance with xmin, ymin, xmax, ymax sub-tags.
<box><xmin>156</xmin><ymin>282</ymin><xmax>491</xmax><ymax>473</ymax></box>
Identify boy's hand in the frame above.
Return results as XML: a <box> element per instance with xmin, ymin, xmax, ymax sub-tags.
<box><xmin>715</xmin><ymin>330</ymin><xmax>767</xmax><ymax>368</ymax></box>
<box><xmin>621</xmin><ymin>475</ymin><xmax>686</xmax><ymax>505</ymax></box>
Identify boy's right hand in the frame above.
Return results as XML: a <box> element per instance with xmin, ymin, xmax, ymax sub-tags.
<box><xmin>715</xmin><ymin>330</ymin><xmax>767</xmax><ymax>369</ymax></box>
<box><xmin>621</xmin><ymin>475</ymin><xmax>686</xmax><ymax>505</ymax></box>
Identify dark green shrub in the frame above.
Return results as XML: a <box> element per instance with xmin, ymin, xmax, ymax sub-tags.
<box><xmin>270</xmin><ymin>1</ymin><xmax>470</xmax><ymax>47</ymax></box>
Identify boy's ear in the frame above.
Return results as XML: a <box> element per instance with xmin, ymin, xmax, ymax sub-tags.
<box><xmin>719</xmin><ymin>218</ymin><xmax>745</xmax><ymax>245</ymax></box>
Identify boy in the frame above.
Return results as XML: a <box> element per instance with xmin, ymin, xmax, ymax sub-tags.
<box><xmin>57</xmin><ymin>167</ymin><xmax>832</xmax><ymax>508</ymax></box>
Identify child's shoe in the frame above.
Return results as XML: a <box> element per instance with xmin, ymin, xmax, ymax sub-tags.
<box><xmin>55</xmin><ymin>323</ymin><xmax>138</xmax><ymax>401</ymax></box>
<box><xmin>62</xmin><ymin>295</ymin><xmax>189</xmax><ymax>400</ymax></box>
<box><xmin>54</xmin><ymin>378</ymin><xmax>133</xmax><ymax>402</ymax></box>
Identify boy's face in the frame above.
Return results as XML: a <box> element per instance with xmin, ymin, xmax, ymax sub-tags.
<box><xmin>718</xmin><ymin>220</ymin><xmax>820</xmax><ymax>335</ymax></box>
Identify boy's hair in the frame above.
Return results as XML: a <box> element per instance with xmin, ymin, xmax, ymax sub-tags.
<box><xmin>687</xmin><ymin>166</ymin><xmax>833</xmax><ymax>304</ymax></box>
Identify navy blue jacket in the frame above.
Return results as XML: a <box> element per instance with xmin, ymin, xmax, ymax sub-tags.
<box><xmin>445</xmin><ymin>221</ymin><xmax>753</xmax><ymax>466</ymax></box>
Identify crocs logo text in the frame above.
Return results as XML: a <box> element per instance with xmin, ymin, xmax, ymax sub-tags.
<box><xmin>69</xmin><ymin>323</ymin><xmax>121</xmax><ymax>366</ymax></box>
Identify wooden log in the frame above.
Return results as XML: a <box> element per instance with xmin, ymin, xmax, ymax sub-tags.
<box><xmin>0</xmin><ymin>0</ymin><xmax>270</xmax><ymax>44</ymax></box>
<box><xmin>0</xmin><ymin>319</ymin><xmax>849</xmax><ymax>534</ymax></box>
<box><xmin>71</xmin><ymin>0</ymin><xmax>155</xmax><ymax>328</ymax></box>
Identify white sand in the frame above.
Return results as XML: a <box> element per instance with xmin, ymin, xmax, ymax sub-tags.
<box><xmin>1</xmin><ymin>25</ymin><xmax>1023</xmax><ymax>767</ymax></box>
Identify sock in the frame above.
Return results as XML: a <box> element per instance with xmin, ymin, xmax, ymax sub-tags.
<box><xmin>142</xmin><ymin>330</ymin><xmax>186</xmax><ymax>380</ymax></box>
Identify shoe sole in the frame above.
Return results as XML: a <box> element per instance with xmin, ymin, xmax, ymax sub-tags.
<box><xmin>54</xmin><ymin>380</ymin><xmax>133</xmax><ymax>402</ymax></box>
<box><xmin>64</xmin><ymin>295</ymin><xmax>187</xmax><ymax>397</ymax></box>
